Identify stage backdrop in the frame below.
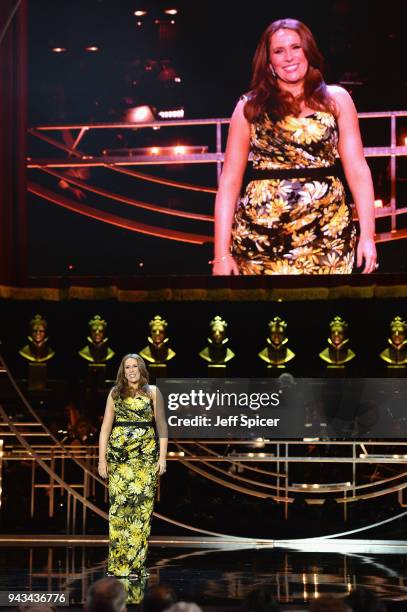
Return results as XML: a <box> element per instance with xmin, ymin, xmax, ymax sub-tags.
<box><xmin>0</xmin><ymin>0</ymin><xmax>28</xmax><ymax>284</ymax></box>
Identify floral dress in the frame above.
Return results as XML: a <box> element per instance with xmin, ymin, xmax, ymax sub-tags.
<box><xmin>231</xmin><ymin>111</ymin><xmax>356</xmax><ymax>274</ymax></box>
<box><xmin>106</xmin><ymin>394</ymin><xmax>158</xmax><ymax>576</ymax></box>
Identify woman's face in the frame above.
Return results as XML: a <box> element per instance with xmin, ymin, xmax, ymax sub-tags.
<box><xmin>124</xmin><ymin>357</ymin><xmax>140</xmax><ymax>385</ymax></box>
<box><xmin>269</xmin><ymin>28</ymin><xmax>308</xmax><ymax>84</ymax></box>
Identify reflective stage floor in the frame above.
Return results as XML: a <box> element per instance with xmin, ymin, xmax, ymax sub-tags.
<box><xmin>1</xmin><ymin>537</ymin><xmax>407</xmax><ymax>610</ymax></box>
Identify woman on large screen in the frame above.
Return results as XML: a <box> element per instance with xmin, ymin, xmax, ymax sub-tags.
<box><xmin>212</xmin><ymin>18</ymin><xmax>377</xmax><ymax>275</ymax></box>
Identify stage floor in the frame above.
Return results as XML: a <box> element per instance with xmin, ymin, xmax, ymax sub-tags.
<box><xmin>0</xmin><ymin>537</ymin><xmax>407</xmax><ymax>610</ymax></box>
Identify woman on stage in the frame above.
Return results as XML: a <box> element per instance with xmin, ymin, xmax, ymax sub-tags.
<box><xmin>98</xmin><ymin>353</ymin><xmax>168</xmax><ymax>578</ymax></box>
<box><xmin>212</xmin><ymin>18</ymin><xmax>377</xmax><ymax>275</ymax></box>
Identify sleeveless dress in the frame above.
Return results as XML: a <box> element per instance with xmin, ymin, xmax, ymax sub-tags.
<box><xmin>106</xmin><ymin>394</ymin><xmax>158</xmax><ymax>577</ymax></box>
<box><xmin>231</xmin><ymin>111</ymin><xmax>356</xmax><ymax>274</ymax></box>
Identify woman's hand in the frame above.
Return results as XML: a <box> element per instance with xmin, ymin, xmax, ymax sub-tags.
<box><xmin>212</xmin><ymin>254</ymin><xmax>240</xmax><ymax>276</ymax></box>
<box><xmin>98</xmin><ymin>460</ymin><xmax>108</xmax><ymax>479</ymax></box>
<box><xmin>157</xmin><ymin>458</ymin><xmax>167</xmax><ymax>476</ymax></box>
<box><xmin>357</xmin><ymin>236</ymin><xmax>377</xmax><ymax>274</ymax></box>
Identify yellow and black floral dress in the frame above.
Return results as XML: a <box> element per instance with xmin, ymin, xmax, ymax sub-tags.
<box><xmin>107</xmin><ymin>394</ymin><xmax>158</xmax><ymax>577</ymax></box>
<box><xmin>231</xmin><ymin>111</ymin><xmax>356</xmax><ymax>274</ymax></box>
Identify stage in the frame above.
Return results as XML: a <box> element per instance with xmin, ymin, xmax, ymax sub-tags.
<box><xmin>1</xmin><ymin>537</ymin><xmax>407</xmax><ymax>610</ymax></box>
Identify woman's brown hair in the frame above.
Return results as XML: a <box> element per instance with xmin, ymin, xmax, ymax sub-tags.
<box><xmin>111</xmin><ymin>353</ymin><xmax>150</xmax><ymax>400</ymax></box>
<box><xmin>244</xmin><ymin>18</ymin><xmax>336</xmax><ymax>122</ymax></box>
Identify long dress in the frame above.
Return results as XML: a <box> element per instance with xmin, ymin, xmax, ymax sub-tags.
<box><xmin>231</xmin><ymin>110</ymin><xmax>356</xmax><ymax>274</ymax></box>
<box><xmin>106</xmin><ymin>394</ymin><xmax>158</xmax><ymax>576</ymax></box>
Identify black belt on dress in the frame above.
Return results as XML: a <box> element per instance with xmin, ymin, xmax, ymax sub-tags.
<box><xmin>242</xmin><ymin>163</ymin><xmax>340</xmax><ymax>192</ymax></box>
<box><xmin>113</xmin><ymin>421</ymin><xmax>153</xmax><ymax>427</ymax></box>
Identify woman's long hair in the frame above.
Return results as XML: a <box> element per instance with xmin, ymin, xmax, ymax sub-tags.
<box><xmin>111</xmin><ymin>353</ymin><xmax>150</xmax><ymax>400</ymax></box>
<box><xmin>244</xmin><ymin>18</ymin><xmax>336</xmax><ymax>122</ymax></box>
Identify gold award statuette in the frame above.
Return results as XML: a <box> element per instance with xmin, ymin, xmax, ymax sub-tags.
<box><xmin>380</xmin><ymin>316</ymin><xmax>407</xmax><ymax>367</ymax></box>
<box><xmin>199</xmin><ymin>316</ymin><xmax>235</xmax><ymax>365</ymax></box>
<box><xmin>319</xmin><ymin>316</ymin><xmax>355</xmax><ymax>367</ymax></box>
<box><xmin>19</xmin><ymin>314</ymin><xmax>55</xmax><ymax>363</ymax></box>
<box><xmin>140</xmin><ymin>315</ymin><xmax>176</xmax><ymax>364</ymax></box>
<box><xmin>258</xmin><ymin>316</ymin><xmax>295</xmax><ymax>368</ymax></box>
<box><xmin>78</xmin><ymin>315</ymin><xmax>115</xmax><ymax>363</ymax></box>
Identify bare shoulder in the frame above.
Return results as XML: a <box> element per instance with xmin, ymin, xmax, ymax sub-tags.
<box><xmin>226</xmin><ymin>96</ymin><xmax>251</xmax><ymax>148</ymax></box>
<box><xmin>327</xmin><ymin>85</ymin><xmax>357</xmax><ymax>115</ymax></box>
<box><xmin>237</xmin><ymin>91</ymin><xmax>252</xmax><ymax>104</ymax></box>
<box><xmin>231</xmin><ymin>94</ymin><xmax>250</xmax><ymax>122</ymax></box>
<box><xmin>145</xmin><ymin>384</ymin><xmax>157</xmax><ymax>398</ymax></box>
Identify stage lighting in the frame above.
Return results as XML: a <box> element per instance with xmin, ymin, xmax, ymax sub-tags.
<box><xmin>174</xmin><ymin>145</ymin><xmax>187</xmax><ymax>154</ymax></box>
<box><xmin>103</xmin><ymin>144</ymin><xmax>207</xmax><ymax>157</ymax></box>
<box><xmin>134</xmin><ymin>10</ymin><xmax>147</xmax><ymax>16</ymax></box>
<box><xmin>52</xmin><ymin>47</ymin><xmax>67</xmax><ymax>53</ymax></box>
<box><xmin>164</xmin><ymin>9</ymin><xmax>178</xmax><ymax>15</ymax></box>
<box><xmin>374</xmin><ymin>199</ymin><xmax>384</xmax><ymax>208</ymax></box>
<box><xmin>85</xmin><ymin>46</ymin><xmax>99</xmax><ymax>52</ymax></box>
<box><xmin>125</xmin><ymin>105</ymin><xmax>156</xmax><ymax>123</ymax></box>
<box><xmin>158</xmin><ymin>108</ymin><xmax>184</xmax><ymax>119</ymax></box>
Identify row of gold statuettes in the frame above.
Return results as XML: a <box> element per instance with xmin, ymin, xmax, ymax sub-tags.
<box><xmin>19</xmin><ymin>313</ymin><xmax>407</xmax><ymax>370</ymax></box>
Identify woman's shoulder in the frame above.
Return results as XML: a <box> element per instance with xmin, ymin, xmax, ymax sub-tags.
<box><xmin>326</xmin><ymin>84</ymin><xmax>354</xmax><ymax>106</ymax></box>
<box><xmin>143</xmin><ymin>384</ymin><xmax>156</xmax><ymax>399</ymax></box>
<box><xmin>326</xmin><ymin>84</ymin><xmax>358</xmax><ymax>119</ymax></box>
<box><xmin>230</xmin><ymin>93</ymin><xmax>253</xmax><ymax>128</ymax></box>
<box><xmin>238</xmin><ymin>91</ymin><xmax>252</xmax><ymax>102</ymax></box>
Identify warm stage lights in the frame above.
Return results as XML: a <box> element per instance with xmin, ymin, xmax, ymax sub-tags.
<box><xmin>125</xmin><ymin>105</ymin><xmax>156</xmax><ymax>123</ymax></box>
<box><xmin>158</xmin><ymin>108</ymin><xmax>184</xmax><ymax>119</ymax></box>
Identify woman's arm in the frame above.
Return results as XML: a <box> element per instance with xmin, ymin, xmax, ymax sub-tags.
<box><xmin>98</xmin><ymin>391</ymin><xmax>115</xmax><ymax>479</ymax></box>
<box><xmin>213</xmin><ymin>98</ymin><xmax>251</xmax><ymax>275</ymax></box>
<box><xmin>330</xmin><ymin>85</ymin><xmax>377</xmax><ymax>274</ymax></box>
<box><xmin>151</xmin><ymin>385</ymin><xmax>168</xmax><ymax>476</ymax></box>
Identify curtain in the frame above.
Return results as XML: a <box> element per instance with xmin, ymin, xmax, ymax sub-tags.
<box><xmin>0</xmin><ymin>0</ymin><xmax>27</xmax><ymax>284</ymax></box>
